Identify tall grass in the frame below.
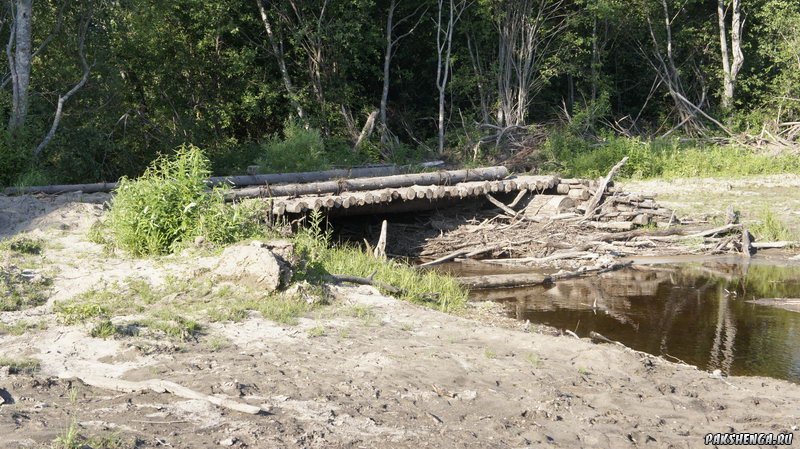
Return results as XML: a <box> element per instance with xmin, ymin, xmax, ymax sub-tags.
<box><xmin>545</xmin><ymin>132</ymin><xmax>800</xmax><ymax>179</ymax></box>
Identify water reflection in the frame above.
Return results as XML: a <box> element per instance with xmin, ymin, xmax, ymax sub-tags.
<box><xmin>471</xmin><ymin>261</ymin><xmax>800</xmax><ymax>383</ymax></box>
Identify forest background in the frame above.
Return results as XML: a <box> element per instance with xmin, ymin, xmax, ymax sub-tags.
<box><xmin>1</xmin><ymin>0</ymin><xmax>798</xmax><ymax>187</ymax></box>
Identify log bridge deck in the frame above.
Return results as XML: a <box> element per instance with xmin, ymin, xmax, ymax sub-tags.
<box><xmin>221</xmin><ymin>166</ymin><xmax>565</xmax><ymax>217</ymax></box>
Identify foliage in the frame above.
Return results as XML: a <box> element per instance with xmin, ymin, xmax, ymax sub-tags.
<box><xmin>0</xmin><ymin>0</ymin><xmax>798</xmax><ymax>185</ymax></box>
<box><xmin>105</xmin><ymin>145</ymin><xmax>263</xmax><ymax>256</ymax></box>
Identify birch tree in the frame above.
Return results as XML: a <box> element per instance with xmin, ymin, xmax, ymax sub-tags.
<box><xmin>494</xmin><ymin>0</ymin><xmax>568</xmax><ymax>127</ymax></box>
<box><xmin>7</xmin><ymin>0</ymin><xmax>33</xmax><ymax>131</ymax></box>
<box><xmin>380</xmin><ymin>0</ymin><xmax>425</xmax><ymax>145</ymax></box>
<box><xmin>256</xmin><ymin>0</ymin><xmax>305</xmax><ymax>121</ymax></box>
<box><xmin>434</xmin><ymin>0</ymin><xmax>469</xmax><ymax>155</ymax></box>
<box><xmin>717</xmin><ymin>0</ymin><xmax>744</xmax><ymax>110</ymax></box>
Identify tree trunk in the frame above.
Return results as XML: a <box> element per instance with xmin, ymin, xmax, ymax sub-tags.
<box><xmin>256</xmin><ymin>0</ymin><xmax>305</xmax><ymax>121</ymax></box>
<box><xmin>8</xmin><ymin>0</ymin><xmax>33</xmax><ymax>131</ymax></box>
<box><xmin>717</xmin><ymin>0</ymin><xmax>733</xmax><ymax>109</ymax></box>
<box><xmin>380</xmin><ymin>0</ymin><xmax>396</xmax><ymax>145</ymax></box>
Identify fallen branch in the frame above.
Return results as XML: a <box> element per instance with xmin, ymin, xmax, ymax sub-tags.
<box><xmin>456</xmin><ymin>273</ymin><xmax>552</xmax><ymax>289</ymax></box>
<box><xmin>584</xmin><ymin>157</ymin><xmax>628</xmax><ymax>218</ymax></box>
<box><xmin>69</xmin><ymin>374</ymin><xmax>266</xmax><ymax>415</ymax></box>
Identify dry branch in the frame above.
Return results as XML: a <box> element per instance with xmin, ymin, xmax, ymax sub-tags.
<box><xmin>72</xmin><ymin>373</ymin><xmax>266</xmax><ymax>415</ymax></box>
<box><xmin>584</xmin><ymin>157</ymin><xmax>628</xmax><ymax>218</ymax></box>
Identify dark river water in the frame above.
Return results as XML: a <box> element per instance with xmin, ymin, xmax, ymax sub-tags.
<box><xmin>446</xmin><ymin>258</ymin><xmax>800</xmax><ymax>383</ymax></box>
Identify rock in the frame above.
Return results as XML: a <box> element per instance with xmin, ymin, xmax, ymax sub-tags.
<box><xmin>194</xmin><ymin>236</ymin><xmax>206</xmax><ymax>246</ymax></box>
<box><xmin>0</xmin><ymin>388</ymin><xmax>13</xmax><ymax>405</ymax></box>
<box><xmin>264</xmin><ymin>240</ymin><xmax>295</xmax><ymax>285</ymax></box>
<box><xmin>213</xmin><ymin>244</ymin><xmax>283</xmax><ymax>292</ymax></box>
<box><xmin>219</xmin><ymin>437</ymin><xmax>238</xmax><ymax>447</ymax></box>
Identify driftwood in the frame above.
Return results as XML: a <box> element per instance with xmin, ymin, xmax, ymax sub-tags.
<box><xmin>456</xmin><ymin>273</ymin><xmax>552</xmax><ymax>289</ymax></box>
<box><xmin>373</xmin><ymin>220</ymin><xmax>388</xmax><ymax>259</ymax></box>
<box><xmin>230</xmin><ymin>166</ymin><xmax>509</xmax><ymax>200</ymax></box>
<box><xmin>524</xmin><ymin>195</ymin><xmax>574</xmax><ymax>217</ymax></box>
<box><xmin>71</xmin><ymin>373</ymin><xmax>266</xmax><ymax>415</ymax></box>
<box><xmin>584</xmin><ymin>157</ymin><xmax>628</xmax><ymax>218</ymax></box>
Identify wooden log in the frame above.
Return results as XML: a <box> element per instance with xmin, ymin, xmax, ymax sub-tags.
<box><xmin>5</xmin><ymin>165</ymin><xmax>403</xmax><ymax>195</ymax></box>
<box><xmin>751</xmin><ymin>241</ymin><xmax>799</xmax><ymax>249</ymax></box>
<box><xmin>71</xmin><ymin>373</ymin><xmax>266</xmax><ymax>415</ymax></box>
<box><xmin>568</xmin><ymin>189</ymin><xmax>590</xmax><ymax>201</ymax></box>
<box><xmin>524</xmin><ymin>195</ymin><xmax>575</xmax><ymax>217</ymax></box>
<box><xmin>374</xmin><ymin>220</ymin><xmax>388</xmax><ymax>258</ymax></box>
<box><xmin>230</xmin><ymin>167</ymin><xmax>509</xmax><ymax>199</ymax></box>
<box><xmin>632</xmin><ymin>214</ymin><xmax>651</xmax><ymax>226</ymax></box>
<box><xmin>587</xmin><ymin>221</ymin><xmax>635</xmax><ymax>231</ymax></box>
<box><xmin>556</xmin><ymin>184</ymin><xmax>571</xmax><ymax>194</ymax></box>
<box><xmin>457</xmin><ymin>273</ymin><xmax>552</xmax><ymax>289</ymax></box>
<box><xmin>584</xmin><ymin>157</ymin><xmax>628</xmax><ymax>218</ymax></box>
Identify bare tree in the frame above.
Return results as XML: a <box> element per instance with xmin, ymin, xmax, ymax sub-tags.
<box><xmin>380</xmin><ymin>0</ymin><xmax>426</xmax><ymax>146</ymax></box>
<box><xmin>34</xmin><ymin>5</ymin><xmax>92</xmax><ymax>157</ymax></box>
<box><xmin>717</xmin><ymin>0</ymin><xmax>744</xmax><ymax>110</ymax></box>
<box><xmin>434</xmin><ymin>0</ymin><xmax>469</xmax><ymax>155</ymax></box>
<box><xmin>256</xmin><ymin>0</ymin><xmax>305</xmax><ymax>121</ymax></box>
<box><xmin>7</xmin><ymin>0</ymin><xmax>33</xmax><ymax>131</ymax></box>
<box><xmin>495</xmin><ymin>0</ymin><xmax>568</xmax><ymax>128</ymax></box>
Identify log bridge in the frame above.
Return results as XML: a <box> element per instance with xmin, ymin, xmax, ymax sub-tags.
<box><xmin>229</xmin><ymin>166</ymin><xmax>562</xmax><ymax>217</ymax></box>
<box><xmin>4</xmin><ymin>163</ymin><xmax>670</xmax><ymax>227</ymax></box>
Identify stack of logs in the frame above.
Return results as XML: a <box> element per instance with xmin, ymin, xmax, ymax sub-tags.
<box><xmin>523</xmin><ymin>178</ymin><xmax>676</xmax><ymax>231</ymax></box>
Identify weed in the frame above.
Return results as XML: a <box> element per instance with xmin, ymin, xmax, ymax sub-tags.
<box><xmin>90</xmin><ymin>319</ymin><xmax>118</xmax><ymax>339</ymax></box>
<box><xmin>0</xmin><ymin>357</ymin><xmax>40</xmax><ymax>374</ymax></box>
<box><xmin>484</xmin><ymin>349</ymin><xmax>496</xmax><ymax>359</ymax></box>
<box><xmin>307</xmin><ymin>325</ymin><xmax>326</xmax><ymax>337</ymax></box>
<box><xmin>0</xmin><ymin>236</ymin><xmax>43</xmax><ymax>254</ymax></box>
<box><xmin>526</xmin><ymin>353</ymin><xmax>543</xmax><ymax>368</ymax></box>
<box><xmin>56</xmin><ymin>300</ymin><xmax>110</xmax><ymax>324</ymax></box>
<box><xmin>0</xmin><ymin>321</ymin><xmax>45</xmax><ymax>335</ymax></box>
<box><xmin>51</xmin><ymin>420</ymin><xmax>81</xmax><ymax>449</ymax></box>
<box><xmin>578</xmin><ymin>367</ymin><xmax>590</xmax><ymax>376</ymax></box>
<box><xmin>255</xmin><ymin>296</ymin><xmax>311</xmax><ymax>325</ymax></box>
<box><xmin>750</xmin><ymin>208</ymin><xmax>794</xmax><ymax>242</ymax></box>
<box><xmin>205</xmin><ymin>335</ymin><xmax>231</xmax><ymax>352</ymax></box>
<box><xmin>545</xmin><ymin>132</ymin><xmax>800</xmax><ymax>180</ymax></box>
<box><xmin>347</xmin><ymin>304</ymin><xmax>374</xmax><ymax>320</ymax></box>
<box><xmin>0</xmin><ymin>265</ymin><xmax>52</xmax><ymax>311</ymax></box>
<box><xmin>292</xmin><ymin>212</ymin><xmax>467</xmax><ymax>312</ymax></box>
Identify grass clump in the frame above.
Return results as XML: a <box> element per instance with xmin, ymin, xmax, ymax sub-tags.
<box><xmin>750</xmin><ymin>209</ymin><xmax>794</xmax><ymax>242</ymax></box>
<box><xmin>0</xmin><ymin>266</ymin><xmax>52</xmax><ymax>311</ymax></box>
<box><xmin>0</xmin><ymin>356</ymin><xmax>40</xmax><ymax>374</ymax></box>
<box><xmin>105</xmin><ymin>144</ymin><xmax>264</xmax><ymax>256</ymax></box>
<box><xmin>292</xmin><ymin>213</ymin><xmax>467</xmax><ymax>312</ymax></box>
<box><xmin>0</xmin><ymin>236</ymin><xmax>43</xmax><ymax>254</ymax></box>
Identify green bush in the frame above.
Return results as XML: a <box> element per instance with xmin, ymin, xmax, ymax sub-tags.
<box><xmin>106</xmin><ymin>144</ymin><xmax>263</xmax><ymax>256</ymax></box>
<box><xmin>255</xmin><ymin>121</ymin><xmax>328</xmax><ymax>172</ymax></box>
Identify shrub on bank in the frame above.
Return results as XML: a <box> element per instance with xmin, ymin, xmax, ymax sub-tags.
<box><xmin>106</xmin><ymin>144</ymin><xmax>263</xmax><ymax>256</ymax></box>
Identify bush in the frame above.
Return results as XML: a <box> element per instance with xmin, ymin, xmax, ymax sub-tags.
<box><xmin>255</xmin><ymin>121</ymin><xmax>328</xmax><ymax>172</ymax></box>
<box><xmin>106</xmin><ymin>144</ymin><xmax>263</xmax><ymax>256</ymax></box>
